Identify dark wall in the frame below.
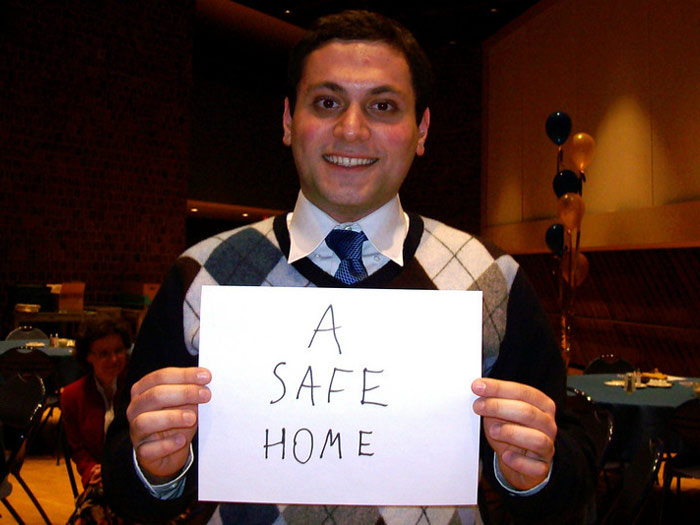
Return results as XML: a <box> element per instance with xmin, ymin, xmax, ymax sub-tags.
<box><xmin>403</xmin><ymin>43</ymin><xmax>482</xmax><ymax>233</ymax></box>
<box><xmin>0</xmin><ymin>1</ymin><xmax>193</xmax><ymax>335</ymax></box>
<box><xmin>516</xmin><ymin>248</ymin><xmax>700</xmax><ymax>377</ymax></box>
<box><xmin>191</xmin><ymin>27</ymin><xmax>483</xmax><ymax>234</ymax></box>
<box><xmin>190</xmin><ymin>18</ymin><xmax>299</xmax><ymax>212</ymax></box>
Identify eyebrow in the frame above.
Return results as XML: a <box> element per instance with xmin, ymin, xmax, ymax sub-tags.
<box><xmin>307</xmin><ymin>81</ymin><xmax>404</xmax><ymax>97</ymax></box>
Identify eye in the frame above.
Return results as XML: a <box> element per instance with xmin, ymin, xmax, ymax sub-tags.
<box><xmin>370</xmin><ymin>100</ymin><xmax>396</xmax><ymax>113</ymax></box>
<box><xmin>314</xmin><ymin>96</ymin><xmax>341</xmax><ymax>111</ymax></box>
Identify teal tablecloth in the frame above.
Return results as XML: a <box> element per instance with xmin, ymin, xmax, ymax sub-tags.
<box><xmin>0</xmin><ymin>339</ymin><xmax>73</xmax><ymax>357</ymax></box>
<box><xmin>567</xmin><ymin>373</ymin><xmax>698</xmax><ymax>408</ymax></box>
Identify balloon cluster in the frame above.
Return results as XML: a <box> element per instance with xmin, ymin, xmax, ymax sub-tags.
<box><xmin>544</xmin><ymin>111</ymin><xmax>595</xmax><ymax>366</ymax></box>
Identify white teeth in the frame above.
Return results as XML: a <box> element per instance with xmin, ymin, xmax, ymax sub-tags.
<box><xmin>324</xmin><ymin>155</ymin><xmax>377</xmax><ymax>167</ymax></box>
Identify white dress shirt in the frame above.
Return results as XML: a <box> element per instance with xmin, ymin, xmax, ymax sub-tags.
<box><xmin>287</xmin><ymin>191</ymin><xmax>409</xmax><ymax>275</ymax></box>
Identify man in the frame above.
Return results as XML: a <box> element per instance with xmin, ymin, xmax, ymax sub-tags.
<box><xmin>104</xmin><ymin>10</ymin><xmax>597</xmax><ymax>524</ymax></box>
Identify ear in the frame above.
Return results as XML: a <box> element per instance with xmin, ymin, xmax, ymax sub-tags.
<box><xmin>283</xmin><ymin>97</ymin><xmax>293</xmax><ymax>146</ymax></box>
<box><xmin>416</xmin><ymin>107</ymin><xmax>430</xmax><ymax>157</ymax></box>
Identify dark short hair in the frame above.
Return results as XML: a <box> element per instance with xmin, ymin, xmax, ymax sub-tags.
<box><xmin>75</xmin><ymin>317</ymin><xmax>132</xmax><ymax>369</ymax></box>
<box><xmin>287</xmin><ymin>10</ymin><xmax>433</xmax><ymax>123</ymax></box>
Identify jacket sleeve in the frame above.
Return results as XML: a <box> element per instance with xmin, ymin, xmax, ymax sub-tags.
<box><xmin>102</xmin><ymin>260</ymin><xmax>202</xmax><ymax>522</ymax></box>
<box><xmin>479</xmin><ymin>268</ymin><xmax>599</xmax><ymax>524</ymax></box>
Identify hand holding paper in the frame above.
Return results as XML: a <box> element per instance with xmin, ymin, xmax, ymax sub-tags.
<box><xmin>127</xmin><ymin>366</ymin><xmax>212</xmax><ymax>483</ymax></box>
<box><xmin>472</xmin><ymin>378</ymin><xmax>557</xmax><ymax>491</ymax></box>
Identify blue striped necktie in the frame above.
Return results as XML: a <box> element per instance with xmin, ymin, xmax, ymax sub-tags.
<box><xmin>325</xmin><ymin>229</ymin><xmax>368</xmax><ymax>284</ymax></box>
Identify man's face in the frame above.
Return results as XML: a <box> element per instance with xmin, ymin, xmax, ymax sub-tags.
<box><xmin>283</xmin><ymin>40</ymin><xmax>430</xmax><ymax>223</ymax></box>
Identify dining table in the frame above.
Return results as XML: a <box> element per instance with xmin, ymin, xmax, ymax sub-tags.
<box><xmin>567</xmin><ymin>373</ymin><xmax>699</xmax><ymax>408</ymax></box>
<box><xmin>567</xmin><ymin>373</ymin><xmax>700</xmax><ymax>458</ymax></box>
<box><xmin>0</xmin><ymin>339</ymin><xmax>74</xmax><ymax>358</ymax></box>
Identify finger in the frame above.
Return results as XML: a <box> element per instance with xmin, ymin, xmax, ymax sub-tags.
<box><xmin>500</xmin><ymin>449</ymin><xmax>552</xmax><ymax>480</ymax></box>
<box><xmin>131</xmin><ymin>367</ymin><xmax>211</xmax><ymax>398</ymax></box>
<box><xmin>129</xmin><ymin>407</ymin><xmax>198</xmax><ymax>444</ymax></box>
<box><xmin>128</xmin><ymin>383</ymin><xmax>211</xmax><ymax>422</ymax></box>
<box><xmin>485</xmin><ymin>420</ymin><xmax>555</xmax><ymax>461</ymax></box>
<box><xmin>474</xmin><ymin>397</ymin><xmax>557</xmax><ymax>440</ymax></box>
<box><xmin>472</xmin><ymin>378</ymin><xmax>556</xmax><ymax>415</ymax></box>
<box><xmin>135</xmin><ymin>431</ymin><xmax>190</xmax><ymax>462</ymax></box>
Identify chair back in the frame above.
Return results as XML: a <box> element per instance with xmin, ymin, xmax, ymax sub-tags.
<box><xmin>0</xmin><ymin>374</ymin><xmax>51</xmax><ymax>524</ymax></box>
<box><xmin>583</xmin><ymin>354</ymin><xmax>634</xmax><ymax>375</ymax></box>
<box><xmin>5</xmin><ymin>326</ymin><xmax>48</xmax><ymax>341</ymax></box>
<box><xmin>0</xmin><ymin>346</ymin><xmax>56</xmax><ymax>382</ymax></box>
<box><xmin>566</xmin><ymin>387</ymin><xmax>614</xmax><ymax>469</ymax></box>
<box><xmin>0</xmin><ymin>374</ymin><xmax>46</xmax><ymax>477</ymax></box>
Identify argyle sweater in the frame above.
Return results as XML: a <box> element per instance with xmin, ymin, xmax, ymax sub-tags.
<box><xmin>103</xmin><ymin>214</ymin><xmax>597</xmax><ymax>525</ymax></box>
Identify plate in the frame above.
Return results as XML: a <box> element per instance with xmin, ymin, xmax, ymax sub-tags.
<box><xmin>647</xmin><ymin>379</ymin><xmax>672</xmax><ymax>388</ymax></box>
<box><xmin>604</xmin><ymin>380</ymin><xmax>625</xmax><ymax>387</ymax></box>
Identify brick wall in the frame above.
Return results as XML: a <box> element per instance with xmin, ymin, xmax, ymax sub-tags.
<box><xmin>0</xmin><ymin>1</ymin><xmax>193</xmax><ymax>335</ymax></box>
<box><xmin>0</xmin><ymin>3</ymin><xmax>483</xmax><ymax>338</ymax></box>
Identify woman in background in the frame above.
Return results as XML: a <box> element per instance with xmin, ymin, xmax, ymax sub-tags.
<box><xmin>61</xmin><ymin>317</ymin><xmax>130</xmax><ymax>523</ymax></box>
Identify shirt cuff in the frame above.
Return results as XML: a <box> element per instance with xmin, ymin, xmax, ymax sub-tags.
<box><xmin>132</xmin><ymin>444</ymin><xmax>193</xmax><ymax>500</ymax></box>
<box><xmin>493</xmin><ymin>453</ymin><xmax>552</xmax><ymax>496</ymax></box>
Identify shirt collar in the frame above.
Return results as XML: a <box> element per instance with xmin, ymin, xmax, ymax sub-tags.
<box><xmin>287</xmin><ymin>191</ymin><xmax>409</xmax><ymax>266</ymax></box>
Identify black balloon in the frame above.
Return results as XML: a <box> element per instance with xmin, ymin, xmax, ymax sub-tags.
<box><xmin>545</xmin><ymin>112</ymin><xmax>572</xmax><ymax>146</ymax></box>
<box><xmin>545</xmin><ymin>223</ymin><xmax>565</xmax><ymax>256</ymax></box>
<box><xmin>553</xmin><ymin>169</ymin><xmax>582</xmax><ymax>198</ymax></box>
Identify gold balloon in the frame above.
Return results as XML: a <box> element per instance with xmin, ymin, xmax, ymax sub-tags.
<box><xmin>561</xmin><ymin>252</ymin><xmax>589</xmax><ymax>287</ymax></box>
<box><xmin>569</xmin><ymin>132</ymin><xmax>595</xmax><ymax>172</ymax></box>
<box><xmin>557</xmin><ymin>193</ymin><xmax>585</xmax><ymax>231</ymax></box>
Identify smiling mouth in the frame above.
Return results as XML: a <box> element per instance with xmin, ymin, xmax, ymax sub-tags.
<box><xmin>323</xmin><ymin>155</ymin><xmax>378</xmax><ymax>168</ymax></box>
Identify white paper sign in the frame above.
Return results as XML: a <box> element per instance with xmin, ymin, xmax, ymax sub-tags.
<box><xmin>198</xmin><ymin>286</ymin><xmax>482</xmax><ymax>506</ymax></box>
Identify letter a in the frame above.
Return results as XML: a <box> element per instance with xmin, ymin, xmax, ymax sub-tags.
<box><xmin>307</xmin><ymin>304</ymin><xmax>342</xmax><ymax>354</ymax></box>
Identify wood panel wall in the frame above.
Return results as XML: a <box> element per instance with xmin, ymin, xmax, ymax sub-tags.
<box><xmin>516</xmin><ymin>248</ymin><xmax>700</xmax><ymax>377</ymax></box>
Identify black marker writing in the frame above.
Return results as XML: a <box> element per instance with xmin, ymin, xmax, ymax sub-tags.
<box><xmin>264</xmin><ymin>428</ymin><xmax>373</xmax><ymax>462</ymax></box>
<box><xmin>270</xmin><ymin>362</ymin><xmax>286</xmax><ymax>404</ymax></box>
<box><xmin>296</xmin><ymin>366</ymin><xmax>320</xmax><ymax>406</ymax></box>
<box><xmin>358</xmin><ymin>430</ymin><xmax>374</xmax><ymax>456</ymax></box>
<box><xmin>327</xmin><ymin>367</ymin><xmax>353</xmax><ymax>403</ymax></box>
<box><xmin>361</xmin><ymin>368</ymin><xmax>388</xmax><ymax>407</ymax></box>
<box><xmin>307</xmin><ymin>304</ymin><xmax>342</xmax><ymax>354</ymax></box>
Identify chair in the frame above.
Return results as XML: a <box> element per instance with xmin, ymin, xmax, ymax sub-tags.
<box><xmin>599</xmin><ymin>438</ymin><xmax>663</xmax><ymax>524</ymax></box>
<box><xmin>661</xmin><ymin>399</ymin><xmax>700</xmax><ymax>519</ymax></box>
<box><xmin>0</xmin><ymin>374</ymin><xmax>52</xmax><ymax>524</ymax></box>
<box><xmin>566</xmin><ymin>387</ymin><xmax>615</xmax><ymax>522</ymax></box>
<box><xmin>5</xmin><ymin>326</ymin><xmax>48</xmax><ymax>341</ymax></box>
<box><xmin>583</xmin><ymin>354</ymin><xmax>635</xmax><ymax>375</ymax></box>
<box><xmin>0</xmin><ymin>346</ymin><xmax>58</xmax><ymax>427</ymax></box>
<box><xmin>566</xmin><ymin>387</ymin><xmax>614</xmax><ymax>469</ymax></box>
<box><xmin>0</xmin><ymin>346</ymin><xmax>64</xmax><ymax>464</ymax></box>
<box><xmin>0</xmin><ymin>346</ymin><xmax>56</xmax><ymax>383</ymax></box>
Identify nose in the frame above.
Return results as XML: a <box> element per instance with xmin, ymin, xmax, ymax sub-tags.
<box><xmin>333</xmin><ymin>104</ymin><xmax>370</xmax><ymax>142</ymax></box>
